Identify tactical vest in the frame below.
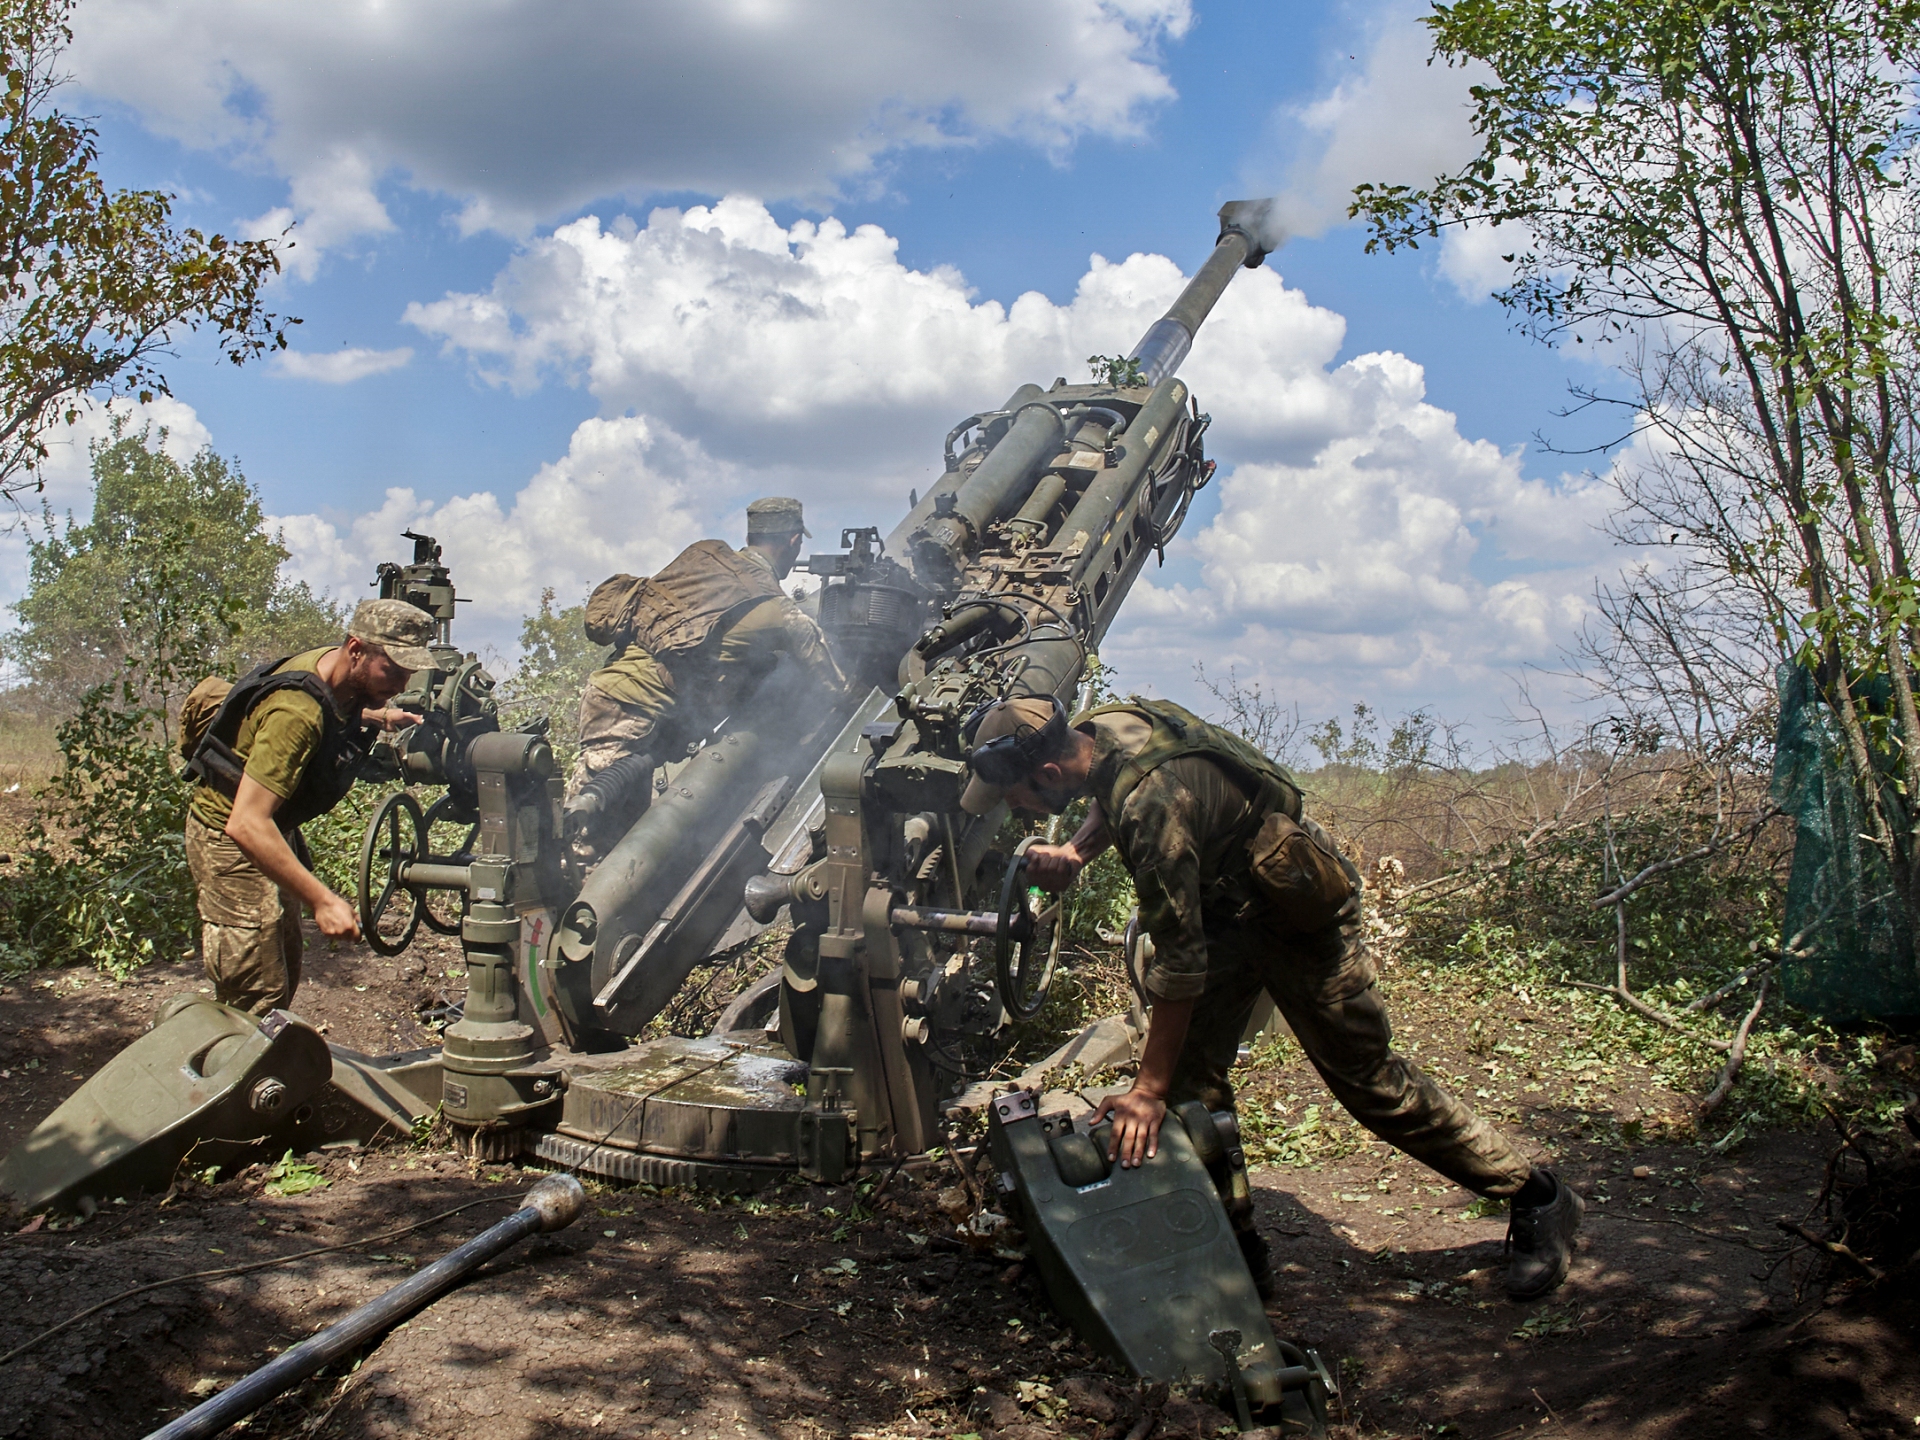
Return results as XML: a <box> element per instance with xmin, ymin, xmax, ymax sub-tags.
<box><xmin>1079</xmin><ymin>696</ymin><xmax>1304</xmax><ymax>825</ymax></box>
<box><xmin>183</xmin><ymin>654</ymin><xmax>379</xmax><ymax>831</ymax></box>
<box><xmin>583</xmin><ymin>541</ymin><xmax>785</xmax><ymax>663</ymax></box>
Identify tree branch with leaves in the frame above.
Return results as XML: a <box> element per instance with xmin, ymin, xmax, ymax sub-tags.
<box><xmin>1354</xmin><ymin>0</ymin><xmax>1920</xmax><ymax>987</ymax></box>
<box><xmin>0</xmin><ymin>0</ymin><xmax>293</xmax><ymax>501</ymax></box>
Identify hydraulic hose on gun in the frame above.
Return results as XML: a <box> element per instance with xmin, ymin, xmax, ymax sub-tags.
<box><xmin>141</xmin><ymin>1175</ymin><xmax>586</xmax><ymax>1440</ymax></box>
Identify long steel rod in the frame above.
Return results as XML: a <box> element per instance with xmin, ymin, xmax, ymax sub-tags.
<box><xmin>142</xmin><ymin>1175</ymin><xmax>585</xmax><ymax>1440</ymax></box>
<box><xmin>889</xmin><ymin>905</ymin><xmax>1029</xmax><ymax>939</ymax></box>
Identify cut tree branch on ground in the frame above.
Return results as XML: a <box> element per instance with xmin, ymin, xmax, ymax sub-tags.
<box><xmin>1776</xmin><ymin>1218</ymin><xmax>1886</xmax><ymax>1283</ymax></box>
<box><xmin>1698</xmin><ymin>977</ymin><xmax>1769</xmax><ymax>1118</ymax></box>
<box><xmin>1563</xmin><ymin>978</ymin><xmax>1731</xmax><ymax>1050</ymax></box>
<box><xmin>1592</xmin><ymin>807</ymin><xmax>1780</xmax><ymax>908</ymax></box>
<box><xmin>1569</xmin><ymin>823</ymin><xmax>1791</xmax><ymax>1055</ymax></box>
<box><xmin>1563</xmin><ymin>898</ymin><xmax>1734</xmax><ymax>1050</ymax></box>
<box><xmin>1683</xmin><ymin>955</ymin><xmax>1778</xmax><ymax>1013</ymax></box>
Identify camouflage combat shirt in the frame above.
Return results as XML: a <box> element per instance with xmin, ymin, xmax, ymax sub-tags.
<box><xmin>1081</xmin><ymin>711</ymin><xmax>1273</xmax><ymax>1002</ymax></box>
<box><xmin>589</xmin><ymin>547</ymin><xmax>846</xmax><ymax>727</ymax></box>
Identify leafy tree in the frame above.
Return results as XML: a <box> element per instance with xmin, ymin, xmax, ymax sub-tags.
<box><xmin>0</xmin><ymin>490</ymin><xmax>279</xmax><ymax>977</ymax></box>
<box><xmin>0</xmin><ymin>427</ymin><xmax>348</xmax><ymax>976</ymax></box>
<box><xmin>1351</xmin><ymin>0</ymin><xmax>1920</xmax><ymax>967</ymax></box>
<box><xmin>0</xmin><ymin>0</ymin><xmax>291</xmax><ymax>499</ymax></box>
<box><xmin>6</xmin><ymin>422</ymin><xmax>345</xmax><ymax>716</ymax></box>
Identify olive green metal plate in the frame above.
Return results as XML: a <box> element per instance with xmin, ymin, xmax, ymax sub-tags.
<box><xmin>987</xmin><ymin>1090</ymin><xmax>1328</xmax><ymax>1435</ymax></box>
<box><xmin>0</xmin><ymin>998</ymin><xmax>332</xmax><ymax>1213</ymax></box>
<box><xmin>545</xmin><ymin>1036</ymin><xmax>807</xmax><ymax>1182</ymax></box>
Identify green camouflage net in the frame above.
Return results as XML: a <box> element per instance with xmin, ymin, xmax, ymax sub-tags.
<box><xmin>1771</xmin><ymin>664</ymin><xmax>1920</xmax><ymax>1021</ymax></box>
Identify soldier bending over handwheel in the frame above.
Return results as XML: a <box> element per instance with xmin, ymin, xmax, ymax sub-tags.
<box><xmin>960</xmin><ymin>694</ymin><xmax>1583</xmax><ymax>1301</ymax></box>
<box><xmin>566</xmin><ymin>497</ymin><xmax>848</xmax><ymax>868</ymax></box>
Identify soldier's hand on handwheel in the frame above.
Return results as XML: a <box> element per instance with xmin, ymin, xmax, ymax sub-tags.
<box><xmin>1091</xmin><ymin>1085</ymin><xmax>1167</xmax><ymax>1169</ymax></box>
<box><xmin>314</xmin><ymin>890</ymin><xmax>362</xmax><ymax>941</ymax></box>
<box><xmin>1021</xmin><ymin>842</ymin><xmax>1085</xmax><ymax>892</ymax></box>
<box><xmin>363</xmin><ymin>706</ymin><xmax>421</xmax><ymax>733</ymax></box>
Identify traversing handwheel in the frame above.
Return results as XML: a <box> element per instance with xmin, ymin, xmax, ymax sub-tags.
<box><xmin>419</xmin><ymin>794</ymin><xmax>478</xmax><ymax>936</ymax></box>
<box><xmin>357</xmin><ymin>791</ymin><xmax>429</xmax><ymax>956</ymax></box>
<box><xmin>996</xmin><ymin>836</ymin><xmax>1061</xmax><ymax>1021</ymax></box>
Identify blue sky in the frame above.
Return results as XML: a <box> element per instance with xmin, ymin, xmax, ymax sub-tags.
<box><xmin>20</xmin><ymin>0</ymin><xmax>1632</xmax><ymax>735</ymax></box>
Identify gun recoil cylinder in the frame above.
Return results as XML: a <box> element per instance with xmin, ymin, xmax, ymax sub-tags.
<box><xmin>1006</xmin><ymin>472</ymin><xmax>1068</xmax><ymax>544</ymax></box>
<box><xmin>911</xmin><ymin>391</ymin><xmax>1065</xmax><ymax>581</ymax></box>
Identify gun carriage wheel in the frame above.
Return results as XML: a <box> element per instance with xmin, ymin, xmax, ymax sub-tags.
<box><xmin>357</xmin><ymin>790</ymin><xmax>474</xmax><ymax>956</ymax></box>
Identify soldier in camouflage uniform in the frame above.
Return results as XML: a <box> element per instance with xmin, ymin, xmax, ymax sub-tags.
<box><xmin>960</xmin><ymin>694</ymin><xmax>1584</xmax><ymax>1301</ymax></box>
<box><xmin>183</xmin><ymin>599</ymin><xmax>434</xmax><ymax>1015</ymax></box>
<box><xmin>565</xmin><ymin>498</ymin><xmax>848</xmax><ymax>865</ymax></box>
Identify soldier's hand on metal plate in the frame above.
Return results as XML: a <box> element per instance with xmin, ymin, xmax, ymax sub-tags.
<box><xmin>1091</xmin><ymin>1085</ymin><xmax>1168</xmax><ymax>1169</ymax></box>
<box><xmin>1021</xmin><ymin>841</ymin><xmax>1085</xmax><ymax>892</ymax></box>
<box><xmin>313</xmin><ymin>890</ymin><xmax>362</xmax><ymax>940</ymax></box>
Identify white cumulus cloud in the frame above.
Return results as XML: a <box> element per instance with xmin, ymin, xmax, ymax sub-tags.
<box><xmin>67</xmin><ymin>0</ymin><xmax>1190</xmax><ymax>272</ymax></box>
<box><xmin>1243</xmin><ymin>3</ymin><xmax>1489</xmax><ymax>241</ymax></box>
<box><xmin>0</xmin><ymin>204</ymin><xmax>1624</xmax><ymax>718</ymax></box>
<box><xmin>1104</xmin><ymin>350</ymin><xmax>1614</xmax><ymax>715</ymax></box>
<box><xmin>402</xmin><ymin>196</ymin><xmax>1359</xmax><ymax>479</ymax></box>
<box><xmin>272</xmin><ymin>415</ymin><xmax>717</xmax><ymax>641</ymax></box>
<box><xmin>374</xmin><ymin>200</ymin><xmax>1624</xmax><ymax>709</ymax></box>
<box><xmin>273</xmin><ymin>346</ymin><xmax>414</xmax><ymax>384</ymax></box>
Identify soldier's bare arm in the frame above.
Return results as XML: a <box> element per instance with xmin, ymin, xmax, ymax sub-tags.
<box><xmin>1091</xmin><ymin>995</ymin><xmax>1195</xmax><ymax>1167</ymax></box>
<box><xmin>362</xmin><ymin>706</ymin><xmax>421</xmax><ymax>732</ymax></box>
<box><xmin>224</xmin><ymin>776</ymin><xmax>361</xmax><ymax>940</ymax></box>
<box><xmin>1023</xmin><ymin>799</ymin><xmax>1111</xmax><ymax>889</ymax></box>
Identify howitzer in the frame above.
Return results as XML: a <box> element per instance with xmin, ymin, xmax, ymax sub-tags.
<box><xmin>495</xmin><ymin>200</ymin><xmax>1273</xmax><ymax>1180</ymax></box>
<box><xmin>3</xmin><ymin>204</ymin><xmax>1323</xmax><ymax>1430</ymax></box>
<box><xmin>4</xmin><ymin>200</ymin><xmax>1271</xmax><ymax>1183</ymax></box>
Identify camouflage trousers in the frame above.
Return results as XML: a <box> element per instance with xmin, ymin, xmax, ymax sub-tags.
<box><xmin>566</xmin><ymin>682</ymin><xmax>663</xmax><ymax>859</ymax></box>
<box><xmin>1170</xmin><ymin>909</ymin><xmax>1534</xmax><ymax>1199</ymax></box>
<box><xmin>184</xmin><ymin>814</ymin><xmax>303</xmax><ymax>1017</ymax></box>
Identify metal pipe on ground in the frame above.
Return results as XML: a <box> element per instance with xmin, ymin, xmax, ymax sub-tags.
<box><xmin>141</xmin><ymin>1175</ymin><xmax>586</xmax><ymax>1440</ymax></box>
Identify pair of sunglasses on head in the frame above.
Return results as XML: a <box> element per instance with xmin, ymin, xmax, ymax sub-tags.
<box><xmin>961</xmin><ymin>694</ymin><xmax>1070</xmax><ymax>787</ymax></box>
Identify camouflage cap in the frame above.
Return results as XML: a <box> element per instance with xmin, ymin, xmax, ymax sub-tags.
<box><xmin>348</xmin><ymin>598</ymin><xmax>438</xmax><ymax>672</ymax></box>
<box><xmin>959</xmin><ymin>695</ymin><xmax>1068</xmax><ymax>815</ymax></box>
<box><xmin>745</xmin><ymin>496</ymin><xmax>811</xmax><ymax>538</ymax></box>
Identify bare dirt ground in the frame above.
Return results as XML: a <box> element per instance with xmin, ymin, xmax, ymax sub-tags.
<box><xmin>0</xmin><ymin>922</ymin><xmax>1915</xmax><ymax>1440</ymax></box>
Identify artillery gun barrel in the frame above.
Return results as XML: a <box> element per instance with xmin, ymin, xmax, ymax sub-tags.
<box><xmin>142</xmin><ymin>1177</ymin><xmax>585</xmax><ymax>1440</ymax></box>
<box><xmin>1128</xmin><ymin>199</ymin><xmax>1272</xmax><ymax>388</ymax></box>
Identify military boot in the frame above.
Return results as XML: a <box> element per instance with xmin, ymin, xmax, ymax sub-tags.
<box><xmin>1505</xmin><ymin>1168</ymin><xmax>1583</xmax><ymax>1300</ymax></box>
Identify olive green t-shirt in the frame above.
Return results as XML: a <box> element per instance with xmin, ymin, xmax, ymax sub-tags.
<box><xmin>189</xmin><ymin>648</ymin><xmax>338</xmax><ymax>829</ymax></box>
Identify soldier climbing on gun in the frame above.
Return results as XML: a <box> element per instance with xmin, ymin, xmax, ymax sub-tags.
<box><xmin>960</xmin><ymin>693</ymin><xmax>1584</xmax><ymax>1302</ymax></box>
<box><xmin>565</xmin><ymin>497</ymin><xmax>849</xmax><ymax>869</ymax></box>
